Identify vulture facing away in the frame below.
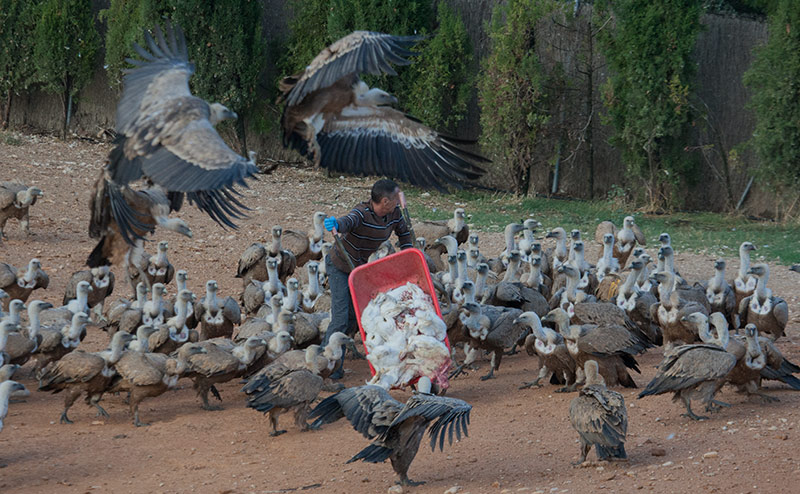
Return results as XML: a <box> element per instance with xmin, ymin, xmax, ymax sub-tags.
<box><xmin>91</xmin><ymin>22</ymin><xmax>258</xmax><ymax>250</ymax></box>
<box><xmin>309</xmin><ymin>385</ymin><xmax>472</xmax><ymax>486</ymax></box>
<box><xmin>280</xmin><ymin>31</ymin><xmax>487</xmax><ymax>191</ymax></box>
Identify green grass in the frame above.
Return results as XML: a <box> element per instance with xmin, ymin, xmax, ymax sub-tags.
<box><xmin>402</xmin><ymin>188</ymin><xmax>800</xmax><ymax>265</ymax></box>
<box><xmin>0</xmin><ymin>131</ymin><xmax>22</xmax><ymax>146</ymax></box>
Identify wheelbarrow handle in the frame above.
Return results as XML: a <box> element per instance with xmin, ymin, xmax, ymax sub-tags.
<box><xmin>332</xmin><ymin>228</ymin><xmax>355</xmax><ymax>271</ymax></box>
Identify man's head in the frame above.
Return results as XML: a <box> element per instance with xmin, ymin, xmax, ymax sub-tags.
<box><xmin>370</xmin><ymin>179</ymin><xmax>400</xmax><ymax>216</ymax></box>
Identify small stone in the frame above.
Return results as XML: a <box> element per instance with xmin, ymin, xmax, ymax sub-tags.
<box><xmin>662</xmin><ymin>461</ymin><xmax>673</xmax><ymax>467</ymax></box>
<box><xmin>703</xmin><ymin>451</ymin><xmax>718</xmax><ymax>459</ymax></box>
<box><xmin>90</xmin><ymin>421</ymin><xmax>103</xmax><ymax>426</ymax></box>
<box><xmin>492</xmin><ymin>481</ymin><xmax>500</xmax><ymax>488</ymax></box>
<box><xmin>388</xmin><ymin>486</ymin><xmax>404</xmax><ymax>494</ymax></box>
<box><xmin>444</xmin><ymin>487</ymin><xmax>462</xmax><ymax>494</ymax></box>
<box><xmin>650</xmin><ymin>448</ymin><xmax>666</xmax><ymax>457</ymax></box>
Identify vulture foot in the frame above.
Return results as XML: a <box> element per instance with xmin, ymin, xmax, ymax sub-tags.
<box><xmin>59</xmin><ymin>411</ymin><xmax>74</xmax><ymax>425</ymax></box>
<box><xmin>479</xmin><ymin>368</ymin><xmax>496</xmax><ymax>381</ymax></box>
<box><xmin>448</xmin><ymin>364</ymin><xmax>467</xmax><ymax>380</ymax></box>
<box><xmin>133</xmin><ymin>410</ymin><xmax>150</xmax><ymax>427</ymax></box>
<box><xmin>755</xmin><ymin>392</ymin><xmax>779</xmax><ymax>404</ymax></box>
<box><xmin>705</xmin><ymin>400</ymin><xmax>731</xmax><ymax>413</ymax></box>
<box><xmin>504</xmin><ymin>346</ymin><xmax>521</xmax><ymax>357</ymax></box>
<box><xmin>681</xmin><ymin>411</ymin><xmax>708</xmax><ymax>421</ymax></box>
<box><xmin>202</xmin><ymin>403</ymin><xmax>224</xmax><ymax>411</ymax></box>
<box><xmin>519</xmin><ymin>378</ymin><xmax>542</xmax><ymax>390</ymax></box>
<box><xmin>269</xmin><ymin>429</ymin><xmax>287</xmax><ymax>437</ymax></box>
<box><xmin>398</xmin><ymin>477</ymin><xmax>425</xmax><ymax>487</ymax></box>
<box><xmin>555</xmin><ymin>384</ymin><xmax>578</xmax><ymax>393</ymax></box>
<box><xmin>94</xmin><ymin>405</ymin><xmax>110</xmax><ymax>419</ymax></box>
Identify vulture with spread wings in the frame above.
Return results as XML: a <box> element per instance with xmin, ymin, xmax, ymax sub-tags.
<box><xmin>90</xmin><ymin>22</ymin><xmax>258</xmax><ymax>250</ymax></box>
<box><xmin>280</xmin><ymin>31</ymin><xmax>487</xmax><ymax>191</ymax></box>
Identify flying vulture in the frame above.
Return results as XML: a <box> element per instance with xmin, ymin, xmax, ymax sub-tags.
<box><xmin>280</xmin><ymin>31</ymin><xmax>488</xmax><ymax>191</ymax></box>
<box><xmin>92</xmin><ymin>22</ymin><xmax>258</xmax><ymax>248</ymax></box>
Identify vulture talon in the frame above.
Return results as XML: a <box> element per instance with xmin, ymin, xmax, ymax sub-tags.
<box><xmin>270</xmin><ymin>430</ymin><xmax>287</xmax><ymax>437</ymax></box>
<box><xmin>519</xmin><ymin>379</ymin><xmax>542</xmax><ymax>390</ymax></box>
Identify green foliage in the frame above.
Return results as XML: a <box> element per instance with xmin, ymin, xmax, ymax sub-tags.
<box><xmin>99</xmin><ymin>0</ymin><xmax>167</xmax><ymax>86</ymax></box>
<box><xmin>478</xmin><ymin>0</ymin><xmax>563</xmax><ymax>195</ymax></box>
<box><xmin>743</xmin><ymin>0</ymin><xmax>800</xmax><ymax>188</ymax></box>
<box><xmin>596</xmin><ymin>0</ymin><xmax>702</xmax><ymax>210</ymax></box>
<box><xmin>0</xmin><ymin>0</ymin><xmax>40</xmax><ymax>98</ymax></box>
<box><xmin>279</xmin><ymin>0</ymin><xmax>332</xmax><ymax>77</ymax></box>
<box><xmin>402</xmin><ymin>3</ymin><xmax>473</xmax><ymax>131</ymax></box>
<box><xmin>32</xmin><ymin>0</ymin><xmax>100</xmax><ymax>98</ymax></box>
<box><xmin>169</xmin><ymin>0</ymin><xmax>265</xmax><ymax>122</ymax></box>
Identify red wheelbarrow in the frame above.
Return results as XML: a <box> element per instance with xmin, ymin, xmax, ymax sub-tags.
<box><xmin>348</xmin><ymin>248</ymin><xmax>451</xmax><ymax>392</ymax></box>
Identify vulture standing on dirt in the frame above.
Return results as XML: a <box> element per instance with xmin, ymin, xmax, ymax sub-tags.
<box><xmin>569</xmin><ymin>360</ymin><xmax>628</xmax><ymax>465</ymax></box>
<box><xmin>732</xmin><ymin>242</ymin><xmax>758</xmax><ymax>309</ymax></box>
<box><xmin>309</xmin><ymin>384</ymin><xmax>472</xmax><ymax>486</ymax></box>
<box><xmin>38</xmin><ymin>331</ymin><xmax>135</xmax><ymax>424</ymax></box>
<box><xmin>279</xmin><ymin>31</ymin><xmax>487</xmax><ymax>190</ymax></box>
<box><xmin>0</xmin><ymin>259</ymin><xmax>49</xmax><ymax>310</ymax></box>
<box><xmin>594</xmin><ymin>216</ymin><xmax>646</xmax><ymax>268</ymax></box>
<box><xmin>194</xmin><ymin>280</ymin><xmax>241</xmax><ymax>340</ymax></box>
<box><xmin>63</xmin><ymin>266</ymin><xmax>115</xmax><ymax>321</ymax></box>
<box><xmin>704</xmin><ymin>259</ymin><xmax>737</xmax><ymax>328</ymax></box>
<box><xmin>0</xmin><ymin>182</ymin><xmax>43</xmax><ymax>243</ymax></box>
<box><xmin>89</xmin><ymin>21</ymin><xmax>257</xmax><ymax>263</ymax></box>
<box><xmin>0</xmin><ymin>380</ymin><xmax>29</xmax><ymax>433</ymax></box>
<box><xmin>413</xmin><ymin>208</ymin><xmax>469</xmax><ymax>247</ymax></box>
<box><xmin>515</xmin><ymin>311</ymin><xmax>576</xmax><ymax>390</ymax></box>
<box><xmin>738</xmin><ymin>263</ymin><xmax>788</xmax><ymax>341</ymax></box>
<box><xmin>453</xmin><ymin>302</ymin><xmax>525</xmax><ymax>380</ymax></box>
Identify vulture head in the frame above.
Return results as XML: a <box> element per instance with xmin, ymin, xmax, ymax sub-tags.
<box><xmin>747</xmin><ymin>263</ymin><xmax>768</xmax><ymax>279</ymax></box>
<box><xmin>570</xmin><ymin>229</ymin><xmax>581</xmax><ymax>242</ymax></box>
<box><xmin>468</xmin><ymin>233</ymin><xmax>479</xmax><ymax>247</ymax></box>
<box><xmin>208</xmin><ymin>103</ymin><xmax>237</xmax><ymax>125</ymax></box>
<box><xmin>713</xmin><ymin>259</ymin><xmax>726</xmax><ymax>272</ymax></box>
<box><xmin>354</xmin><ymin>82</ymin><xmax>397</xmax><ymax>106</ymax></box>
<box><xmin>740</xmin><ymin>242</ymin><xmax>757</xmax><ymax>255</ymax></box>
<box><xmin>623</xmin><ymin>216</ymin><xmax>636</xmax><ymax>229</ymax></box>
<box><xmin>658</xmin><ymin>233</ymin><xmax>671</xmax><ymax>246</ymax></box>
<box><xmin>583</xmin><ymin>360</ymin><xmax>605</xmax><ymax>387</ymax></box>
<box><xmin>603</xmin><ymin>233</ymin><xmax>614</xmax><ymax>246</ymax></box>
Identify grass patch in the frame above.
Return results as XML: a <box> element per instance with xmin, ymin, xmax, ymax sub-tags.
<box><xmin>402</xmin><ymin>188</ymin><xmax>800</xmax><ymax>265</ymax></box>
<box><xmin>0</xmin><ymin>131</ymin><xmax>23</xmax><ymax>146</ymax></box>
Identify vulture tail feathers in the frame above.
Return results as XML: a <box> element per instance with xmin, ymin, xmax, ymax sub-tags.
<box><xmin>760</xmin><ymin>364</ymin><xmax>800</xmax><ymax>390</ymax></box>
<box><xmin>86</xmin><ymin>238</ymin><xmax>112</xmax><ymax>268</ymax></box>
<box><xmin>620</xmin><ymin>353</ymin><xmax>641</xmax><ymax>374</ymax></box>
<box><xmin>347</xmin><ymin>443</ymin><xmax>393</xmax><ymax>464</ymax></box>
<box><xmin>308</xmin><ymin>393</ymin><xmax>345</xmax><ymax>429</ymax></box>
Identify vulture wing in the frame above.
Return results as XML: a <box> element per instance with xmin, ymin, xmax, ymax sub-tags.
<box><xmin>317</xmin><ymin>105</ymin><xmax>487</xmax><ymax>192</ymax></box>
<box><xmin>638</xmin><ymin>344</ymin><xmax>736</xmax><ymax>397</ymax></box>
<box><xmin>282</xmin><ymin>31</ymin><xmax>421</xmax><ymax>107</ymax></box>
<box><xmin>390</xmin><ymin>392</ymin><xmax>472</xmax><ymax>452</ymax></box>
<box><xmin>308</xmin><ymin>384</ymin><xmax>404</xmax><ymax>440</ymax></box>
<box><xmin>107</xmin><ymin>23</ymin><xmax>257</xmax><ymax>241</ymax></box>
<box><xmin>63</xmin><ymin>271</ymin><xmax>93</xmax><ymax>306</ymax></box>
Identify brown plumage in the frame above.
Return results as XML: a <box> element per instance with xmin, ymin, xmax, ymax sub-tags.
<box><xmin>725</xmin><ymin>324</ymin><xmax>774</xmax><ymax>402</ymax></box>
<box><xmin>0</xmin><ymin>259</ymin><xmax>49</xmax><ymax>310</ymax></box>
<box><xmin>594</xmin><ymin>216</ymin><xmax>646</xmax><ymax>267</ymax></box>
<box><xmin>308</xmin><ymin>384</ymin><xmax>472</xmax><ymax>486</ymax></box>
<box><xmin>194</xmin><ymin>280</ymin><xmax>241</xmax><ymax>340</ymax></box>
<box><xmin>110</xmin><ymin>342</ymin><xmax>206</xmax><ymax>426</ymax></box>
<box><xmin>515</xmin><ymin>312</ymin><xmax>576</xmax><ymax>389</ymax></box>
<box><xmin>0</xmin><ymin>182</ymin><xmax>42</xmax><ymax>243</ymax></box>
<box><xmin>38</xmin><ymin>331</ymin><xmax>135</xmax><ymax>424</ymax></box>
<box><xmin>738</xmin><ymin>263</ymin><xmax>788</xmax><ymax>341</ymax></box>
<box><xmin>569</xmin><ymin>360</ymin><xmax>628</xmax><ymax>464</ymax></box>
<box><xmin>63</xmin><ymin>266</ymin><xmax>115</xmax><ymax>318</ymax></box>
<box><xmin>651</xmin><ymin>271</ymin><xmax>709</xmax><ymax>349</ymax></box>
<box><xmin>616</xmin><ymin>261</ymin><xmax>662</xmax><ymax>346</ymax></box>
<box><xmin>454</xmin><ymin>302</ymin><xmax>525</xmax><ymax>380</ymax></box>
<box><xmin>639</xmin><ymin>339</ymin><xmax>736</xmax><ymax>421</ymax></box>
<box><xmin>94</xmin><ymin>22</ymin><xmax>257</xmax><ymax>251</ymax></box>
<box><xmin>703</xmin><ymin>259</ymin><xmax>737</xmax><ymax>329</ymax></box>
<box><xmin>543</xmin><ymin>308</ymin><xmax>645</xmax><ymax>390</ymax></box>
<box><xmin>571</xmin><ymin>302</ymin><xmax>655</xmax><ymax>349</ymax></box>
<box><xmin>280</xmin><ymin>32</ymin><xmax>486</xmax><ymax>191</ymax></box>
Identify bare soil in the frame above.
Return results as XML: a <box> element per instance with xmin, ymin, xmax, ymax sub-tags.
<box><xmin>2</xmin><ymin>135</ymin><xmax>800</xmax><ymax>494</ymax></box>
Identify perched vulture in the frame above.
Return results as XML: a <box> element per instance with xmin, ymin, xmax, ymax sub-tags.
<box><xmin>0</xmin><ymin>259</ymin><xmax>49</xmax><ymax>310</ymax></box>
<box><xmin>0</xmin><ymin>182</ymin><xmax>43</xmax><ymax>243</ymax></box>
<box><xmin>280</xmin><ymin>31</ymin><xmax>487</xmax><ymax>191</ymax></box>
<box><xmin>92</xmin><ymin>22</ymin><xmax>258</xmax><ymax>249</ymax></box>
<box><xmin>309</xmin><ymin>385</ymin><xmax>472</xmax><ymax>486</ymax></box>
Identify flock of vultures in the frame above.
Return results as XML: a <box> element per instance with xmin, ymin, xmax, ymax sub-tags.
<box><xmin>1</xmin><ymin>22</ymin><xmax>799</xmax><ymax>488</ymax></box>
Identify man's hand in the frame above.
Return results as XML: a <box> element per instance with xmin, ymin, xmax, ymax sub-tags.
<box><xmin>324</xmin><ymin>216</ymin><xmax>339</xmax><ymax>232</ymax></box>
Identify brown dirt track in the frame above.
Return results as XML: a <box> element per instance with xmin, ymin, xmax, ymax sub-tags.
<box><xmin>2</xmin><ymin>135</ymin><xmax>800</xmax><ymax>494</ymax></box>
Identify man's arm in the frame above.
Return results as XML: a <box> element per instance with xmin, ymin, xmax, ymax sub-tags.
<box><xmin>335</xmin><ymin>207</ymin><xmax>364</xmax><ymax>234</ymax></box>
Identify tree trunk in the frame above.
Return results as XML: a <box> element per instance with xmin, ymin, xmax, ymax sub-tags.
<box><xmin>2</xmin><ymin>91</ymin><xmax>11</xmax><ymax>130</ymax></box>
<box><xmin>236</xmin><ymin>114</ymin><xmax>248</xmax><ymax>155</ymax></box>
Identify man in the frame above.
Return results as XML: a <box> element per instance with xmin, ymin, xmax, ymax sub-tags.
<box><xmin>323</xmin><ymin>179</ymin><xmax>413</xmax><ymax>378</ymax></box>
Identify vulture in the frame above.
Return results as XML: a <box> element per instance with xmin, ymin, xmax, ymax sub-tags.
<box><xmin>38</xmin><ymin>331</ymin><xmax>136</xmax><ymax>424</ymax></box>
<box><xmin>569</xmin><ymin>360</ymin><xmax>628</xmax><ymax>465</ymax></box>
<box><xmin>0</xmin><ymin>182</ymin><xmax>43</xmax><ymax>243</ymax></box>
<box><xmin>738</xmin><ymin>263</ymin><xmax>788</xmax><ymax>341</ymax></box>
<box><xmin>453</xmin><ymin>302</ymin><xmax>525</xmax><ymax>380</ymax></box>
<box><xmin>704</xmin><ymin>259</ymin><xmax>737</xmax><ymax>328</ymax></box>
<box><xmin>0</xmin><ymin>364</ymin><xmax>20</xmax><ymax>383</ymax></box>
<box><xmin>732</xmin><ymin>242</ymin><xmax>758</xmax><ymax>309</ymax></box>
<box><xmin>724</xmin><ymin>324</ymin><xmax>774</xmax><ymax>402</ymax></box>
<box><xmin>309</xmin><ymin>384</ymin><xmax>472</xmax><ymax>486</ymax></box>
<box><xmin>90</xmin><ymin>21</ymin><xmax>257</xmax><ymax>253</ymax></box>
<box><xmin>0</xmin><ymin>259</ymin><xmax>49</xmax><ymax>310</ymax></box>
<box><xmin>63</xmin><ymin>266</ymin><xmax>115</xmax><ymax>321</ymax></box>
<box><xmin>594</xmin><ymin>216</ymin><xmax>646</xmax><ymax>267</ymax></box>
<box><xmin>279</xmin><ymin>31</ymin><xmax>487</xmax><ymax>191</ymax></box>
<box><xmin>194</xmin><ymin>280</ymin><xmax>241</xmax><ymax>340</ymax></box>
<box><xmin>413</xmin><ymin>208</ymin><xmax>469</xmax><ymax>247</ymax></box>
<box><xmin>0</xmin><ymin>380</ymin><xmax>29</xmax><ymax>432</ymax></box>
<box><xmin>515</xmin><ymin>311</ymin><xmax>576</xmax><ymax>390</ymax></box>
<box><xmin>615</xmin><ymin>261</ymin><xmax>661</xmax><ymax>345</ymax></box>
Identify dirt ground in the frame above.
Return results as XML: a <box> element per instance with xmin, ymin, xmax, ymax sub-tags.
<box><xmin>1</xmin><ymin>135</ymin><xmax>800</xmax><ymax>494</ymax></box>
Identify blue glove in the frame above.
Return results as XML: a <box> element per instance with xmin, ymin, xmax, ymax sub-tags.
<box><xmin>324</xmin><ymin>216</ymin><xmax>339</xmax><ymax>232</ymax></box>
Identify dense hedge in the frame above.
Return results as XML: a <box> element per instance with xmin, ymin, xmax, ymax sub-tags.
<box><xmin>0</xmin><ymin>0</ymin><xmax>40</xmax><ymax>129</ymax></box>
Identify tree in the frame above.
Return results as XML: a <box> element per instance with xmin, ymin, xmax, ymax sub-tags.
<box><xmin>99</xmin><ymin>0</ymin><xmax>167</xmax><ymax>87</ymax></box>
<box><xmin>0</xmin><ymin>0</ymin><xmax>40</xmax><ymax>129</ymax></box>
<box><xmin>478</xmin><ymin>0</ymin><xmax>564</xmax><ymax>195</ymax></box>
<box><xmin>596</xmin><ymin>0</ymin><xmax>703</xmax><ymax>210</ymax></box>
<box><xmin>743</xmin><ymin>0</ymin><xmax>800</xmax><ymax>189</ymax></box>
<box><xmin>403</xmin><ymin>2</ymin><xmax>474</xmax><ymax>131</ymax></box>
<box><xmin>32</xmin><ymin>0</ymin><xmax>100</xmax><ymax>138</ymax></box>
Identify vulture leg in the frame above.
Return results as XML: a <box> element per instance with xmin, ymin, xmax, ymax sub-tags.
<box><xmin>210</xmin><ymin>384</ymin><xmax>222</xmax><ymax>401</ymax></box>
<box><xmin>131</xmin><ymin>392</ymin><xmax>150</xmax><ymax>427</ymax></box>
<box><xmin>679</xmin><ymin>395</ymin><xmax>708</xmax><ymax>421</ymax></box>
<box><xmin>480</xmin><ymin>351</ymin><xmax>500</xmax><ymax>381</ymax></box>
<box><xmin>294</xmin><ymin>405</ymin><xmax>311</xmax><ymax>432</ymax></box>
<box><xmin>268</xmin><ymin>411</ymin><xmax>286</xmax><ymax>437</ymax></box>
<box><xmin>572</xmin><ymin>438</ymin><xmax>592</xmax><ymax>466</ymax></box>
<box><xmin>397</xmin><ymin>474</ymin><xmax>425</xmax><ymax>487</ymax></box>
<box><xmin>90</xmin><ymin>394</ymin><xmax>110</xmax><ymax>418</ymax></box>
<box><xmin>506</xmin><ymin>328</ymin><xmax>531</xmax><ymax>356</ymax></box>
<box><xmin>198</xmin><ymin>382</ymin><xmax>223</xmax><ymax>411</ymax></box>
<box><xmin>448</xmin><ymin>363</ymin><xmax>466</xmax><ymax>380</ymax></box>
<box><xmin>557</xmin><ymin>367</ymin><xmax>584</xmax><ymax>393</ymax></box>
<box><xmin>346</xmin><ymin>340</ymin><xmax>365</xmax><ymax>360</ymax></box>
<box><xmin>21</xmin><ymin>213</ymin><xmax>30</xmax><ymax>235</ymax></box>
<box><xmin>60</xmin><ymin>388</ymin><xmax>82</xmax><ymax>424</ymax></box>
<box><xmin>520</xmin><ymin>366</ymin><xmax>549</xmax><ymax>390</ymax></box>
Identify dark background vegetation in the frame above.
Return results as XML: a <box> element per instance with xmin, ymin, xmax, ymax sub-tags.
<box><xmin>0</xmin><ymin>0</ymin><xmax>797</xmax><ymax>218</ymax></box>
